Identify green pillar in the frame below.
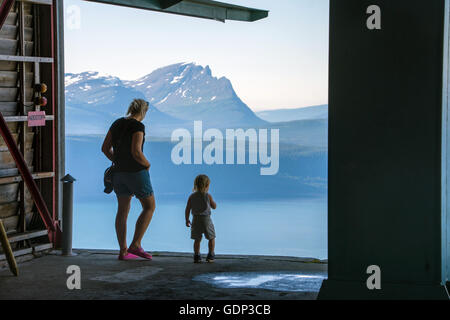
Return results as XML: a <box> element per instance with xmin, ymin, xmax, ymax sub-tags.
<box><xmin>319</xmin><ymin>0</ymin><xmax>449</xmax><ymax>299</ymax></box>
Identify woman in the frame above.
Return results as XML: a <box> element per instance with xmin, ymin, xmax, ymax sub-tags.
<box><xmin>101</xmin><ymin>98</ymin><xmax>155</xmax><ymax>260</ymax></box>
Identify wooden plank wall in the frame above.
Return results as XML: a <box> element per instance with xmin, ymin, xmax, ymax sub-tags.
<box><xmin>0</xmin><ymin>3</ymin><xmax>37</xmax><ymax>235</ymax></box>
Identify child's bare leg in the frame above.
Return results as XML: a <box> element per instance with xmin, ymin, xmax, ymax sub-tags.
<box><xmin>208</xmin><ymin>238</ymin><xmax>215</xmax><ymax>254</ymax></box>
<box><xmin>194</xmin><ymin>239</ymin><xmax>201</xmax><ymax>255</ymax></box>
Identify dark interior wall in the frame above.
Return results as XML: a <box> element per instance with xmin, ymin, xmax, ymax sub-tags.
<box><xmin>328</xmin><ymin>0</ymin><xmax>445</xmax><ymax>285</ymax></box>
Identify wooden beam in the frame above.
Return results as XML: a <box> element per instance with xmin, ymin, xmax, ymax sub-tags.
<box><xmin>1</xmin><ymin>211</ymin><xmax>33</xmax><ymax>232</ymax></box>
<box><xmin>16</xmin><ymin>0</ymin><xmax>52</xmax><ymax>5</ymax></box>
<box><xmin>0</xmin><ymin>171</ymin><xmax>54</xmax><ymax>185</ymax></box>
<box><xmin>7</xmin><ymin>229</ymin><xmax>47</xmax><ymax>243</ymax></box>
<box><xmin>0</xmin><ymin>54</ymin><xmax>53</xmax><ymax>63</ymax></box>
<box><xmin>0</xmin><ymin>219</ymin><xmax>18</xmax><ymax>276</ymax></box>
<box><xmin>1</xmin><ymin>246</ymin><xmax>31</xmax><ymax>258</ymax></box>
<box><xmin>3</xmin><ymin>115</ymin><xmax>55</xmax><ymax>122</ymax></box>
<box><xmin>0</xmin><ymin>242</ymin><xmax>52</xmax><ymax>261</ymax></box>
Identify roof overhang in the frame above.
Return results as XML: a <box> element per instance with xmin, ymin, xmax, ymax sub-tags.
<box><xmin>84</xmin><ymin>0</ymin><xmax>269</xmax><ymax>22</ymax></box>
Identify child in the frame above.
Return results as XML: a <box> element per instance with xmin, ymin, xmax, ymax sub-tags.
<box><xmin>185</xmin><ymin>174</ymin><xmax>217</xmax><ymax>263</ymax></box>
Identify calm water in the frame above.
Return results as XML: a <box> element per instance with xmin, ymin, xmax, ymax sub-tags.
<box><xmin>73</xmin><ymin>197</ymin><xmax>327</xmax><ymax>259</ymax></box>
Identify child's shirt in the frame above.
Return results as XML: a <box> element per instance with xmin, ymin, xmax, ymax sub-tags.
<box><xmin>189</xmin><ymin>192</ymin><xmax>211</xmax><ymax>216</ymax></box>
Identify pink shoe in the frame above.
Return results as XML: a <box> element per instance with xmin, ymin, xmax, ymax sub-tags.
<box><xmin>128</xmin><ymin>247</ymin><xmax>152</xmax><ymax>260</ymax></box>
<box><xmin>118</xmin><ymin>253</ymin><xmax>139</xmax><ymax>261</ymax></box>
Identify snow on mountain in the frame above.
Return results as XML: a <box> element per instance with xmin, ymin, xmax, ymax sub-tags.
<box><xmin>65</xmin><ymin>63</ymin><xmax>267</xmax><ymax>135</ymax></box>
<box><xmin>65</xmin><ymin>71</ymin><xmax>130</xmax><ymax>115</ymax></box>
<box><xmin>124</xmin><ymin>63</ymin><xmax>233</xmax><ymax>107</ymax></box>
<box><xmin>64</xmin><ymin>71</ymin><xmax>185</xmax><ymax>136</ymax></box>
<box><xmin>125</xmin><ymin>63</ymin><xmax>266</xmax><ymax>127</ymax></box>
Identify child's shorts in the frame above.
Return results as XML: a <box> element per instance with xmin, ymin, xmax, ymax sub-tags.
<box><xmin>191</xmin><ymin>215</ymin><xmax>216</xmax><ymax>240</ymax></box>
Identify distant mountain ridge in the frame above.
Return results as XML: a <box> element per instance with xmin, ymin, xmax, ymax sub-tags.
<box><xmin>64</xmin><ymin>64</ymin><xmax>327</xmax><ymax>149</ymax></box>
<box><xmin>65</xmin><ymin>63</ymin><xmax>266</xmax><ymax>135</ymax></box>
<box><xmin>65</xmin><ymin>71</ymin><xmax>186</xmax><ymax>136</ymax></box>
<box><xmin>256</xmin><ymin>105</ymin><xmax>328</xmax><ymax>123</ymax></box>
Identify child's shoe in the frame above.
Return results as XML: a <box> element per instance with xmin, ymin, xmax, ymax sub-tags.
<box><xmin>194</xmin><ymin>254</ymin><xmax>202</xmax><ymax>263</ymax></box>
<box><xmin>206</xmin><ymin>253</ymin><xmax>215</xmax><ymax>263</ymax></box>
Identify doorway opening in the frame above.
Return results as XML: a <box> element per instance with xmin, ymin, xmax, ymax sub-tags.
<box><xmin>64</xmin><ymin>0</ymin><xmax>329</xmax><ymax>261</ymax></box>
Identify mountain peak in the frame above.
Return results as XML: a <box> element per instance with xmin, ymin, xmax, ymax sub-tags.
<box><xmin>65</xmin><ymin>62</ymin><xmax>266</xmax><ymax>128</ymax></box>
<box><xmin>204</xmin><ymin>65</ymin><xmax>212</xmax><ymax>76</ymax></box>
<box><xmin>65</xmin><ymin>71</ymin><xmax>121</xmax><ymax>87</ymax></box>
<box><xmin>124</xmin><ymin>63</ymin><xmax>265</xmax><ymax>126</ymax></box>
<box><xmin>125</xmin><ymin>62</ymin><xmax>236</xmax><ymax>109</ymax></box>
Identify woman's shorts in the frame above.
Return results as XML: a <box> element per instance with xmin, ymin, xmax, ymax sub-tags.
<box><xmin>191</xmin><ymin>215</ymin><xmax>216</xmax><ymax>240</ymax></box>
<box><xmin>113</xmin><ymin>169</ymin><xmax>154</xmax><ymax>199</ymax></box>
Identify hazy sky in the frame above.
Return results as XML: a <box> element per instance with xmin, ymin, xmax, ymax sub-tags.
<box><xmin>64</xmin><ymin>0</ymin><xmax>329</xmax><ymax>111</ymax></box>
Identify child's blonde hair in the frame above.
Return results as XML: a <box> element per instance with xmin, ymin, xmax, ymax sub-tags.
<box><xmin>193</xmin><ymin>174</ymin><xmax>210</xmax><ymax>193</ymax></box>
<box><xmin>127</xmin><ymin>98</ymin><xmax>149</xmax><ymax>119</ymax></box>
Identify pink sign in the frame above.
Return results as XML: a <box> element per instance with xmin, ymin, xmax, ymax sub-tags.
<box><xmin>28</xmin><ymin>111</ymin><xmax>46</xmax><ymax>127</ymax></box>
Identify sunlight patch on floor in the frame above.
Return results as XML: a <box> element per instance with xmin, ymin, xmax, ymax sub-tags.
<box><xmin>193</xmin><ymin>272</ymin><xmax>327</xmax><ymax>292</ymax></box>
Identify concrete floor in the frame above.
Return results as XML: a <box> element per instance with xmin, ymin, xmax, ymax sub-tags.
<box><xmin>0</xmin><ymin>250</ymin><xmax>327</xmax><ymax>300</ymax></box>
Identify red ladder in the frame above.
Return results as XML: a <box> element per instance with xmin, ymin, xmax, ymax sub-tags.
<box><xmin>0</xmin><ymin>114</ymin><xmax>57</xmax><ymax>234</ymax></box>
<box><xmin>0</xmin><ymin>0</ymin><xmax>14</xmax><ymax>28</ymax></box>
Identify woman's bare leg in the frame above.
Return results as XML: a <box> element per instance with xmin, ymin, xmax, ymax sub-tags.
<box><xmin>130</xmin><ymin>194</ymin><xmax>155</xmax><ymax>249</ymax></box>
<box><xmin>116</xmin><ymin>195</ymin><xmax>132</xmax><ymax>257</ymax></box>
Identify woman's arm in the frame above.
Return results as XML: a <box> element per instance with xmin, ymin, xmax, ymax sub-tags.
<box><xmin>185</xmin><ymin>197</ymin><xmax>192</xmax><ymax>227</ymax></box>
<box><xmin>131</xmin><ymin>131</ymin><xmax>151</xmax><ymax>169</ymax></box>
<box><xmin>101</xmin><ymin>130</ymin><xmax>114</xmax><ymax>162</ymax></box>
<box><xmin>208</xmin><ymin>194</ymin><xmax>217</xmax><ymax>210</ymax></box>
